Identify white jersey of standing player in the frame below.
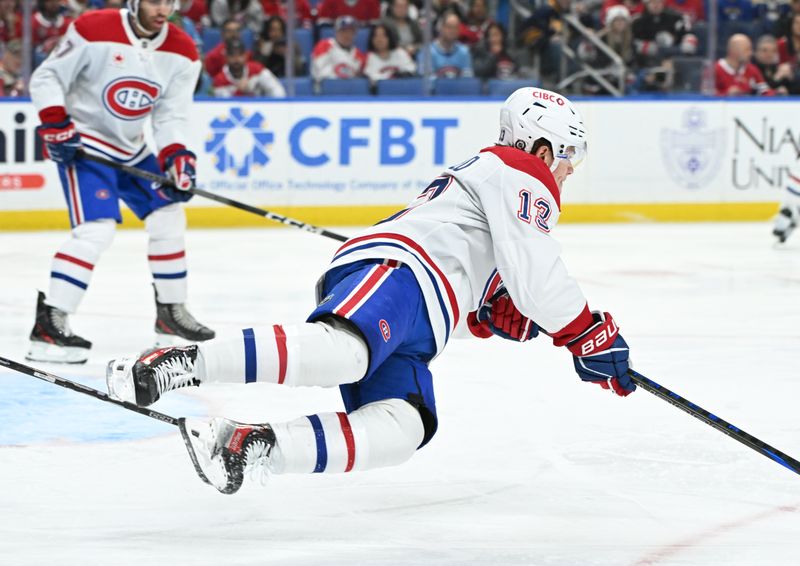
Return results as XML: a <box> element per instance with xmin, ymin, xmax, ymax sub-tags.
<box><xmin>29</xmin><ymin>8</ymin><xmax>201</xmax><ymax>165</ymax></box>
<box><xmin>326</xmin><ymin>144</ymin><xmax>588</xmax><ymax>355</ymax></box>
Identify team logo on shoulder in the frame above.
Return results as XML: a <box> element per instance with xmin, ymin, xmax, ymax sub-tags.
<box><xmin>379</xmin><ymin>319</ymin><xmax>391</xmax><ymax>342</ymax></box>
<box><xmin>318</xmin><ymin>294</ymin><xmax>334</xmax><ymax>307</ymax></box>
<box><xmin>102</xmin><ymin>77</ymin><xmax>161</xmax><ymax>121</ymax></box>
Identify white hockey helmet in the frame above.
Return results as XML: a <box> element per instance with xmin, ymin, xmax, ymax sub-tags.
<box><xmin>127</xmin><ymin>0</ymin><xmax>178</xmax><ymax>27</ymax></box>
<box><xmin>498</xmin><ymin>87</ymin><xmax>587</xmax><ymax>170</ymax></box>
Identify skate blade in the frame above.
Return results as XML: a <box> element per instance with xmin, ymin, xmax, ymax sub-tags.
<box><xmin>179</xmin><ymin>417</ymin><xmax>240</xmax><ymax>494</ymax></box>
<box><xmin>105</xmin><ymin>357</ymin><xmax>138</xmax><ymax>403</ymax></box>
<box><xmin>26</xmin><ymin>341</ymin><xmax>89</xmax><ymax>364</ymax></box>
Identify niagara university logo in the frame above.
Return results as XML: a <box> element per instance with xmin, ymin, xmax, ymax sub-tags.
<box><xmin>102</xmin><ymin>77</ymin><xmax>161</xmax><ymax>121</ymax></box>
<box><xmin>205</xmin><ymin>108</ymin><xmax>274</xmax><ymax>177</ymax></box>
<box><xmin>660</xmin><ymin>108</ymin><xmax>724</xmax><ymax>190</ymax></box>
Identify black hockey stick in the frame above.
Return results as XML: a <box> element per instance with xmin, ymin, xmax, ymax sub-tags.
<box><xmin>77</xmin><ymin>151</ymin><xmax>348</xmax><ymax>243</ymax></box>
<box><xmin>0</xmin><ymin>355</ymin><xmax>180</xmax><ymax>426</ymax></box>
<box><xmin>629</xmin><ymin>369</ymin><xmax>800</xmax><ymax>476</ymax></box>
<box><xmin>0</xmin><ymin>355</ymin><xmax>214</xmax><ymax>485</ymax></box>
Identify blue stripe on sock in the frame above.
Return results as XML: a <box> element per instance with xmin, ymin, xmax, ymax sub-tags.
<box><xmin>307</xmin><ymin>415</ymin><xmax>327</xmax><ymax>473</ymax></box>
<box><xmin>242</xmin><ymin>328</ymin><xmax>256</xmax><ymax>383</ymax></box>
<box><xmin>152</xmin><ymin>271</ymin><xmax>187</xmax><ymax>280</ymax></box>
<box><xmin>50</xmin><ymin>271</ymin><xmax>88</xmax><ymax>290</ymax></box>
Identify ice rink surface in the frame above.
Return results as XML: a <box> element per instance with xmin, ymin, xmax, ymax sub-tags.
<box><xmin>1</xmin><ymin>222</ymin><xmax>799</xmax><ymax>565</ymax></box>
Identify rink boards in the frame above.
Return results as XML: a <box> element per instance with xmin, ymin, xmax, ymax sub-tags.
<box><xmin>0</xmin><ymin>96</ymin><xmax>797</xmax><ymax>229</ymax></box>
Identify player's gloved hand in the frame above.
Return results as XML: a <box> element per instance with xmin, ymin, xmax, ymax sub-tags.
<box><xmin>566</xmin><ymin>311</ymin><xmax>635</xmax><ymax>397</ymax></box>
<box><xmin>159</xmin><ymin>146</ymin><xmax>196</xmax><ymax>203</ymax></box>
<box><xmin>470</xmin><ymin>289</ymin><xmax>539</xmax><ymax>342</ymax></box>
<box><xmin>37</xmin><ymin>113</ymin><xmax>81</xmax><ymax>165</ymax></box>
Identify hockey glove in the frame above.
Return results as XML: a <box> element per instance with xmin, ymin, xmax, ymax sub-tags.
<box><xmin>159</xmin><ymin>146</ymin><xmax>196</xmax><ymax>203</ymax></box>
<box><xmin>36</xmin><ymin>110</ymin><xmax>81</xmax><ymax>165</ymax></box>
<box><xmin>471</xmin><ymin>289</ymin><xmax>539</xmax><ymax>342</ymax></box>
<box><xmin>566</xmin><ymin>311</ymin><xmax>635</xmax><ymax>397</ymax></box>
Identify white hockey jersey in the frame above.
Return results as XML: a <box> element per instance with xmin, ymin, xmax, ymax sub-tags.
<box><xmin>325</xmin><ymin>145</ymin><xmax>591</xmax><ymax>356</ymax></box>
<box><xmin>29</xmin><ymin>9</ymin><xmax>201</xmax><ymax>165</ymax></box>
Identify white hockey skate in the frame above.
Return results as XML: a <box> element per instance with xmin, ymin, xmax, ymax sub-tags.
<box><xmin>179</xmin><ymin>417</ymin><xmax>276</xmax><ymax>494</ymax></box>
<box><xmin>106</xmin><ymin>346</ymin><xmax>199</xmax><ymax>406</ymax></box>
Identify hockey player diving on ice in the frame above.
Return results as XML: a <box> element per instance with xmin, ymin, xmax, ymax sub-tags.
<box><xmin>26</xmin><ymin>0</ymin><xmax>214</xmax><ymax>365</ymax></box>
<box><xmin>106</xmin><ymin>87</ymin><xmax>635</xmax><ymax>494</ymax></box>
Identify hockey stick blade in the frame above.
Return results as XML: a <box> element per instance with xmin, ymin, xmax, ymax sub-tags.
<box><xmin>178</xmin><ymin>417</ymin><xmax>212</xmax><ymax>486</ymax></box>
<box><xmin>77</xmin><ymin>151</ymin><xmax>348</xmax><ymax>242</ymax></box>
<box><xmin>629</xmin><ymin>369</ymin><xmax>800</xmax><ymax>477</ymax></box>
<box><xmin>0</xmin><ymin>355</ymin><xmax>180</xmax><ymax>427</ymax></box>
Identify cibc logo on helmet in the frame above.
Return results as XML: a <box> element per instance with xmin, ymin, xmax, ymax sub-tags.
<box><xmin>531</xmin><ymin>90</ymin><xmax>565</xmax><ymax>106</ymax></box>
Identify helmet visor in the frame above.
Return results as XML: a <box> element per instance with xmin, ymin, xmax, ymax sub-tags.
<box><xmin>556</xmin><ymin>143</ymin><xmax>587</xmax><ymax>169</ymax></box>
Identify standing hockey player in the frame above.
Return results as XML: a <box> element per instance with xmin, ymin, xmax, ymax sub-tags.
<box><xmin>27</xmin><ymin>0</ymin><xmax>215</xmax><ymax>364</ymax></box>
<box><xmin>107</xmin><ymin>87</ymin><xmax>634</xmax><ymax>494</ymax></box>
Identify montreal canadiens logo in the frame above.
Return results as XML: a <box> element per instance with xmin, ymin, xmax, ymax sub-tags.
<box><xmin>102</xmin><ymin>77</ymin><xmax>161</xmax><ymax>121</ymax></box>
<box><xmin>379</xmin><ymin>319</ymin><xmax>391</xmax><ymax>342</ymax></box>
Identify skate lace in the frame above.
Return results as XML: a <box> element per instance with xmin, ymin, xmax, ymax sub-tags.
<box><xmin>243</xmin><ymin>438</ymin><xmax>273</xmax><ymax>486</ymax></box>
<box><xmin>153</xmin><ymin>355</ymin><xmax>196</xmax><ymax>395</ymax></box>
<box><xmin>169</xmin><ymin>304</ymin><xmax>208</xmax><ymax>332</ymax></box>
<box><xmin>50</xmin><ymin>308</ymin><xmax>72</xmax><ymax>337</ymax></box>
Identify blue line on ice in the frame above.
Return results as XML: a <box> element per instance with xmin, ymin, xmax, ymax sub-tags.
<box><xmin>0</xmin><ymin>372</ymin><xmax>203</xmax><ymax>445</ymax></box>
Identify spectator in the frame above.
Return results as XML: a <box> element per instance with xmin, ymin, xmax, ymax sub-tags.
<box><xmin>518</xmin><ymin>0</ymin><xmax>571</xmax><ymax>83</ymax></box>
<box><xmin>311</xmin><ymin>15</ymin><xmax>366</xmax><ymax>82</ymax></box>
<box><xmin>753</xmin><ymin>34</ymin><xmax>795</xmax><ymax>94</ymax></box>
<box><xmin>577</xmin><ymin>5</ymin><xmax>634</xmax><ymax>94</ymax></box>
<box><xmin>316</xmin><ymin>0</ymin><xmax>381</xmax><ymax>27</ymax></box>
<box><xmin>104</xmin><ymin>0</ymin><xmax>124</xmax><ymax>7</ymax></box>
<box><xmin>382</xmin><ymin>0</ymin><xmax>423</xmax><ymax>57</ymax></box>
<box><xmin>777</xmin><ymin>13</ymin><xmax>800</xmax><ymax>65</ymax></box>
<box><xmin>210</xmin><ymin>0</ymin><xmax>265</xmax><ymax>32</ymax></box>
<box><xmin>206</xmin><ymin>19</ymin><xmax>248</xmax><ymax>78</ymax></box>
<box><xmin>168</xmin><ymin>9</ymin><xmax>203</xmax><ymax>53</ymax></box>
<box><xmin>774</xmin><ymin>0</ymin><xmax>800</xmax><ymax>38</ymax></box>
<box><xmin>425</xmin><ymin>10</ymin><xmax>473</xmax><ymax>78</ymax></box>
<box><xmin>472</xmin><ymin>22</ymin><xmax>517</xmax><ymax>79</ymax></box>
<box><xmin>259</xmin><ymin>0</ymin><xmax>313</xmax><ymax>27</ymax></box>
<box><xmin>715</xmin><ymin>33</ymin><xmax>772</xmax><ymax>95</ymax></box>
<box><xmin>632</xmin><ymin>0</ymin><xmax>696</xmax><ymax>68</ymax></box>
<box><xmin>601</xmin><ymin>4</ymin><xmax>636</xmax><ymax>66</ymax></box>
<box><xmin>460</xmin><ymin>0</ymin><xmax>492</xmax><ymax>46</ymax></box>
<box><xmin>0</xmin><ymin>38</ymin><xmax>23</xmax><ymax>96</ymax></box>
<box><xmin>0</xmin><ymin>0</ymin><xmax>20</xmax><ymax>46</ymax></box>
<box><xmin>213</xmin><ymin>38</ymin><xmax>286</xmax><ymax>96</ymax></box>
<box><xmin>32</xmin><ymin>0</ymin><xmax>73</xmax><ymax>59</ymax></box>
<box><xmin>363</xmin><ymin>22</ymin><xmax>416</xmax><ymax>84</ymax></box>
<box><xmin>253</xmin><ymin>15</ymin><xmax>305</xmax><ymax>77</ymax></box>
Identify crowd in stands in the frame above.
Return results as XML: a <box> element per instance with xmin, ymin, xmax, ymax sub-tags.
<box><xmin>2</xmin><ymin>0</ymin><xmax>800</xmax><ymax>97</ymax></box>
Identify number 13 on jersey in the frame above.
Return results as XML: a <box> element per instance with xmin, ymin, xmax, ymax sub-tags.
<box><xmin>517</xmin><ymin>190</ymin><xmax>552</xmax><ymax>233</ymax></box>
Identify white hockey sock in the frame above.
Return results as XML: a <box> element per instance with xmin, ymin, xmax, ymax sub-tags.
<box><xmin>146</xmin><ymin>204</ymin><xmax>187</xmax><ymax>304</ymax></box>
<box><xmin>267</xmin><ymin>399</ymin><xmax>425</xmax><ymax>474</ymax></box>
<box><xmin>196</xmin><ymin>320</ymin><xmax>368</xmax><ymax>386</ymax></box>
<box><xmin>47</xmin><ymin>219</ymin><xmax>115</xmax><ymax>313</ymax></box>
